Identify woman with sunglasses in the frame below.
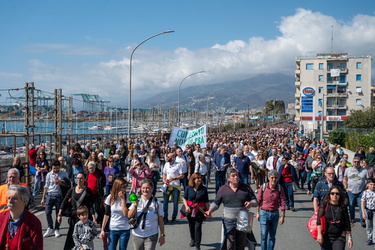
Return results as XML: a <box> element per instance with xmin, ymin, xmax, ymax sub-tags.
<box><xmin>182</xmin><ymin>173</ymin><xmax>210</xmax><ymax>250</ymax></box>
<box><xmin>317</xmin><ymin>186</ymin><xmax>352</xmax><ymax>249</ymax></box>
<box><xmin>128</xmin><ymin>179</ymin><xmax>165</xmax><ymax>250</ymax></box>
<box><xmin>100</xmin><ymin>178</ymin><xmax>130</xmax><ymax>250</ymax></box>
<box><xmin>57</xmin><ymin>172</ymin><xmax>95</xmax><ymax>250</ymax></box>
<box><xmin>129</xmin><ymin>159</ymin><xmax>151</xmax><ymax>195</ymax></box>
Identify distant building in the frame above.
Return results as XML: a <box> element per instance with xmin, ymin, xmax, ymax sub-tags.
<box><xmin>295</xmin><ymin>53</ymin><xmax>372</xmax><ymax>134</ymax></box>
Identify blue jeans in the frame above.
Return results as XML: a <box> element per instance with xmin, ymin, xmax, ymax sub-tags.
<box><xmin>109</xmin><ymin>229</ymin><xmax>130</xmax><ymax>250</ymax></box>
<box><xmin>299</xmin><ymin>169</ymin><xmax>306</xmax><ymax>189</ymax></box>
<box><xmin>105</xmin><ymin>184</ymin><xmax>113</xmax><ymax>196</ymax></box>
<box><xmin>215</xmin><ymin>171</ymin><xmax>226</xmax><ymax>193</ymax></box>
<box><xmin>348</xmin><ymin>191</ymin><xmax>363</xmax><ymax>223</ymax></box>
<box><xmin>151</xmin><ymin>171</ymin><xmax>160</xmax><ymax>196</ymax></box>
<box><xmin>281</xmin><ymin>182</ymin><xmax>294</xmax><ymax>209</ymax></box>
<box><xmin>163</xmin><ymin>186</ymin><xmax>180</xmax><ymax>219</ymax></box>
<box><xmin>260</xmin><ymin>209</ymin><xmax>279</xmax><ymax>250</ymax></box>
<box><xmin>239</xmin><ymin>175</ymin><xmax>249</xmax><ymax>185</ymax></box>
<box><xmin>306</xmin><ymin>170</ymin><xmax>312</xmax><ymax>191</ymax></box>
<box><xmin>33</xmin><ymin>175</ymin><xmax>44</xmax><ymax>197</ymax></box>
<box><xmin>45</xmin><ymin>195</ymin><xmax>62</xmax><ymax>230</ymax></box>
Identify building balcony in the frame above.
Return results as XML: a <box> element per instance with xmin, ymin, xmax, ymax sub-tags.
<box><xmin>326</xmin><ymin>105</ymin><xmax>339</xmax><ymax>109</ymax></box>
<box><xmin>337</xmin><ymin>105</ymin><xmax>348</xmax><ymax>109</ymax></box>
<box><xmin>295</xmin><ymin>93</ymin><xmax>300</xmax><ymax>98</ymax></box>
<box><xmin>326</xmin><ymin>92</ymin><xmax>348</xmax><ymax>98</ymax></box>
<box><xmin>295</xmin><ymin>104</ymin><xmax>300</xmax><ymax>109</ymax></box>
<box><xmin>340</xmin><ymin>68</ymin><xmax>348</xmax><ymax>73</ymax></box>
<box><xmin>295</xmin><ymin>81</ymin><xmax>301</xmax><ymax>87</ymax></box>
<box><xmin>295</xmin><ymin>69</ymin><xmax>301</xmax><ymax>75</ymax></box>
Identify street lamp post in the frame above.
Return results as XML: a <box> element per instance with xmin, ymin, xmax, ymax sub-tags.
<box><xmin>219</xmin><ymin>95</ymin><xmax>235</xmax><ymax>132</ymax></box>
<box><xmin>177</xmin><ymin>71</ymin><xmax>204</xmax><ymax>126</ymax></box>
<box><xmin>128</xmin><ymin>30</ymin><xmax>174</xmax><ymax>139</ymax></box>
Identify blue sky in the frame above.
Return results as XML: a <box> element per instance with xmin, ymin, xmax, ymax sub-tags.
<box><xmin>1</xmin><ymin>0</ymin><xmax>374</xmax><ymax>105</ymax></box>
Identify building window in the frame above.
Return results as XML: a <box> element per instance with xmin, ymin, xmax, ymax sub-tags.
<box><xmin>356</xmin><ymin>74</ymin><xmax>362</xmax><ymax>81</ymax></box>
<box><xmin>337</xmin><ymin>110</ymin><xmax>346</xmax><ymax>115</ymax></box>
<box><xmin>306</xmin><ymin>63</ymin><xmax>314</xmax><ymax>70</ymax></box>
<box><xmin>356</xmin><ymin>62</ymin><xmax>362</xmax><ymax>69</ymax></box>
<box><xmin>318</xmin><ymin>99</ymin><xmax>322</xmax><ymax>105</ymax></box>
<box><xmin>318</xmin><ymin>87</ymin><xmax>324</xmax><ymax>93</ymax></box>
<box><xmin>327</xmin><ymin>63</ymin><xmax>333</xmax><ymax>70</ymax></box>
<box><xmin>340</xmin><ymin>63</ymin><xmax>346</xmax><ymax>70</ymax></box>
<box><xmin>318</xmin><ymin>111</ymin><xmax>322</xmax><ymax>116</ymax></box>
<box><xmin>356</xmin><ymin>99</ymin><xmax>362</xmax><ymax>105</ymax></box>
<box><xmin>327</xmin><ymin>75</ymin><xmax>333</xmax><ymax>83</ymax></box>
<box><xmin>356</xmin><ymin>87</ymin><xmax>362</xmax><ymax>93</ymax></box>
<box><xmin>337</xmin><ymin>87</ymin><xmax>346</xmax><ymax>93</ymax></box>
<box><xmin>338</xmin><ymin>99</ymin><xmax>346</xmax><ymax>107</ymax></box>
<box><xmin>327</xmin><ymin>110</ymin><xmax>334</xmax><ymax>116</ymax></box>
<box><xmin>319</xmin><ymin>63</ymin><xmax>324</xmax><ymax>69</ymax></box>
<box><xmin>339</xmin><ymin>75</ymin><xmax>346</xmax><ymax>83</ymax></box>
<box><xmin>318</xmin><ymin>75</ymin><xmax>324</xmax><ymax>82</ymax></box>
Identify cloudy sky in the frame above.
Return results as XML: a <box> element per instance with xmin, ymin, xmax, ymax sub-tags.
<box><xmin>1</xmin><ymin>0</ymin><xmax>374</xmax><ymax>107</ymax></box>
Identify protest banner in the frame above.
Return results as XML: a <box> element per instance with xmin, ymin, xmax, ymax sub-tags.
<box><xmin>168</xmin><ymin>125</ymin><xmax>207</xmax><ymax>150</ymax></box>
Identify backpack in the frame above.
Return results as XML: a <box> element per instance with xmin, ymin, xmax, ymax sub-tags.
<box><xmin>260</xmin><ymin>183</ymin><xmax>282</xmax><ymax>205</ymax></box>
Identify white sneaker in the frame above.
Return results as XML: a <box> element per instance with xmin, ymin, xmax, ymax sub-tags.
<box><xmin>43</xmin><ymin>228</ymin><xmax>54</xmax><ymax>238</ymax></box>
<box><xmin>54</xmin><ymin>229</ymin><xmax>61</xmax><ymax>237</ymax></box>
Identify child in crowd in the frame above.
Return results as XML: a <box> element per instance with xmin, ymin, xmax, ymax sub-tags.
<box><xmin>361</xmin><ymin>178</ymin><xmax>375</xmax><ymax>245</ymax></box>
<box><xmin>72</xmin><ymin>205</ymin><xmax>98</xmax><ymax>250</ymax></box>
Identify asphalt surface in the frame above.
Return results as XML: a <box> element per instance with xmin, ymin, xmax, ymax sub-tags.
<box><xmin>35</xmin><ymin>180</ymin><xmax>369</xmax><ymax>250</ymax></box>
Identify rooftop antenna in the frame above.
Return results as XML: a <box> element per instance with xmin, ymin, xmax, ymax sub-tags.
<box><xmin>331</xmin><ymin>25</ymin><xmax>334</xmax><ymax>54</ymax></box>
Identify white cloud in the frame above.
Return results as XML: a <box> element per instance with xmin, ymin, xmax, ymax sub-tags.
<box><xmin>12</xmin><ymin>9</ymin><xmax>375</xmax><ymax>106</ymax></box>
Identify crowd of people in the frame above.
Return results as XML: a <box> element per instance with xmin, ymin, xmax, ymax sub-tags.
<box><xmin>1</xmin><ymin>123</ymin><xmax>375</xmax><ymax>249</ymax></box>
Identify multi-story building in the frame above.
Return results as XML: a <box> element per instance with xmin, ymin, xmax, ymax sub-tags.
<box><xmin>295</xmin><ymin>53</ymin><xmax>372</xmax><ymax>135</ymax></box>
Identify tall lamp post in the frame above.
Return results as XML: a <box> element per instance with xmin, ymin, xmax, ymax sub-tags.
<box><xmin>177</xmin><ymin>71</ymin><xmax>204</xmax><ymax>126</ymax></box>
<box><xmin>128</xmin><ymin>30</ymin><xmax>174</xmax><ymax>139</ymax></box>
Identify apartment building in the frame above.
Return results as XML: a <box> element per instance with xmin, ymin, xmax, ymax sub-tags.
<box><xmin>295</xmin><ymin>53</ymin><xmax>372</xmax><ymax>134</ymax></box>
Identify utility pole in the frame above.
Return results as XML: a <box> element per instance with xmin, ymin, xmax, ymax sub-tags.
<box><xmin>25</xmin><ymin>82</ymin><xmax>35</xmax><ymax>184</ymax></box>
<box><xmin>68</xmin><ymin>96</ymin><xmax>73</xmax><ymax>135</ymax></box>
<box><xmin>54</xmin><ymin>89</ymin><xmax>63</xmax><ymax>157</ymax></box>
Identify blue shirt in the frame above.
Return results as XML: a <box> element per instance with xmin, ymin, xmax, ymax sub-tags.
<box><xmin>234</xmin><ymin>156</ymin><xmax>251</xmax><ymax>179</ymax></box>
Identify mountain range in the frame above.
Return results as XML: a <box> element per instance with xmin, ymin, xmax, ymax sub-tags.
<box><xmin>134</xmin><ymin>73</ymin><xmax>296</xmax><ymax>111</ymax></box>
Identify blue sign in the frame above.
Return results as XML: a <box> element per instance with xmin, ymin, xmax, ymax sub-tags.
<box><xmin>301</xmin><ymin>96</ymin><xmax>313</xmax><ymax>113</ymax></box>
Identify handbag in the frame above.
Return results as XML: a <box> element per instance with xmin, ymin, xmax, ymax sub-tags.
<box><xmin>236</xmin><ymin>209</ymin><xmax>254</xmax><ymax>233</ymax></box>
<box><xmin>180</xmin><ymin>188</ymin><xmax>198</xmax><ymax>218</ymax></box>
<box><xmin>129</xmin><ymin>197</ymin><xmax>153</xmax><ymax>229</ymax></box>
<box><xmin>307</xmin><ymin>204</ymin><xmax>328</xmax><ymax>239</ymax></box>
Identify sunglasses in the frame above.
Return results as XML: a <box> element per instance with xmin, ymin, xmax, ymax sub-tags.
<box><xmin>353</xmin><ymin>161</ymin><xmax>360</xmax><ymax>163</ymax></box>
<box><xmin>330</xmin><ymin>192</ymin><xmax>340</xmax><ymax>196</ymax></box>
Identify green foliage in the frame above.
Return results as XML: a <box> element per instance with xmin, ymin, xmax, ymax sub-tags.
<box><xmin>346</xmin><ymin>130</ymin><xmax>375</xmax><ymax>151</ymax></box>
<box><xmin>328</xmin><ymin>130</ymin><xmax>346</xmax><ymax>146</ymax></box>
<box><xmin>344</xmin><ymin>108</ymin><xmax>375</xmax><ymax>128</ymax></box>
<box><xmin>264</xmin><ymin>100</ymin><xmax>285</xmax><ymax>115</ymax></box>
<box><xmin>329</xmin><ymin>129</ymin><xmax>375</xmax><ymax>151</ymax></box>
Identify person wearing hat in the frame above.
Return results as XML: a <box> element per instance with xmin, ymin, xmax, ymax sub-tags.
<box><xmin>41</xmin><ymin>160</ymin><xmax>69</xmax><ymax>238</ymax></box>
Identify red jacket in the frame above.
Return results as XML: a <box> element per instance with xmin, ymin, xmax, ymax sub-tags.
<box><xmin>0</xmin><ymin>210</ymin><xmax>43</xmax><ymax>250</ymax></box>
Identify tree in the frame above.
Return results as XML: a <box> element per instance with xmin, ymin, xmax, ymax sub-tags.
<box><xmin>264</xmin><ymin>100</ymin><xmax>285</xmax><ymax>115</ymax></box>
<box><xmin>344</xmin><ymin>108</ymin><xmax>375</xmax><ymax>128</ymax></box>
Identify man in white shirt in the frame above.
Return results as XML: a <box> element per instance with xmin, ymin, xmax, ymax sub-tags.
<box><xmin>175</xmin><ymin>148</ymin><xmax>189</xmax><ymax>190</ymax></box>
<box><xmin>162</xmin><ymin>153</ymin><xmax>184</xmax><ymax>223</ymax></box>
<box><xmin>266</xmin><ymin>148</ymin><xmax>281</xmax><ymax>171</ymax></box>
<box><xmin>41</xmin><ymin>160</ymin><xmax>69</xmax><ymax>238</ymax></box>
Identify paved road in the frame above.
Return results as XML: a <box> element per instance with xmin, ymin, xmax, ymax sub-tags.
<box><xmin>35</xmin><ymin>181</ymin><xmax>368</xmax><ymax>250</ymax></box>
